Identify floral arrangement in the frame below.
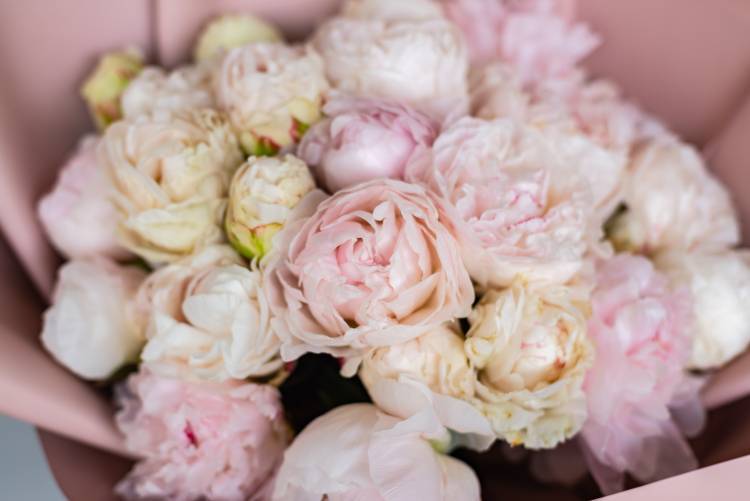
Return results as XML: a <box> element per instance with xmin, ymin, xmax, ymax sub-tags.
<box><xmin>36</xmin><ymin>0</ymin><xmax>750</xmax><ymax>499</ymax></box>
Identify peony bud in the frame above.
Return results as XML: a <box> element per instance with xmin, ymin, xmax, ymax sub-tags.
<box><xmin>194</xmin><ymin>14</ymin><xmax>282</xmax><ymax>62</ymax></box>
<box><xmin>654</xmin><ymin>250</ymin><xmax>750</xmax><ymax>370</ymax></box>
<box><xmin>81</xmin><ymin>48</ymin><xmax>143</xmax><ymax>130</ymax></box>
<box><xmin>225</xmin><ymin>154</ymin><xmax>315</xmax><ymax>260</ymax></box>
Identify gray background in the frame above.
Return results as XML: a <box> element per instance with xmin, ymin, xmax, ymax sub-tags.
<box><xmin>0</xmin><ymin>414</ymin><xmax>66</xmax><ymax>500</ymax></box>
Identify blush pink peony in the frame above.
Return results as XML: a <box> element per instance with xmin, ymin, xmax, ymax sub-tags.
<box><xmin>265</xmin><ymin>180</ymin><xmax>474</xmax><ymax>370</ymax></box>
<box><xmin>443</xmin><ymin>0</ymin><xmax>599</xmax><ymax>83</ymax></box>
<box><xmin>115</xmin><ymin>370</ymin><xmax>289</xmax><ymax>501</ymax></box>
<box><xmin>405</xmin><ymin>116</ymin><xmax>593</xmax><ymax>289</ymax></box>
<box><xmin>297</xmin><ymin>95</ymin><xmax>439</xmax><ymax>193</ymax></box>
<box><xmin>37</xmin><ymin>135</ymin><xmax>129</xmax><ymax>260</ymax></box>
<box><xmin>577</xmin><ymin>254</ymin><xmax>703</xmax><ymax>494</ymax></box>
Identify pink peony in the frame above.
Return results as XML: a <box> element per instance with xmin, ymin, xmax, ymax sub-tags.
<box><xmin>297</xmin><ymin>95</ymin><xmax>439</xmax><ymax>193</ymax></box>
<box><xmin>578</xmin><ymin>254</ymin><xmax>703</xmax><ymax>494</ymax></box>
<box><xmin>37</xmin><ymin>135</ymin><xmax>129</xmax><ymax>260</ymax></box>
<box><xmin>405</xmin><ymin>116</ymin><xmax>592</xmax><ymax>289</ymax></box>
<box><xmin>443</xmin><ymin>0</ymin><xmax>599</xmax><ymax>83</ymax></box>
<box><xmin>115</xmin><ymin>370</ymin><xmax>289</xmax><ymax>501</ymax></box>
<box><xmin>272</xmin><ymin>403</ymin><xmax>481</xmax><ymax>501</ymax></box>
<box><xmin>265</xmin><ymin>180</ymin><xmax>474</xmax><ymax>369</ymax></box>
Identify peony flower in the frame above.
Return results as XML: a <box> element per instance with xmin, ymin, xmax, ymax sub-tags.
<box><xmin>37</xmin><ymin>135</ymin><xmax>129</xmax><ymax>260</ymax></box>
<box><xmin>576</xmin><ymin>254</ymin><xmax>701</xmax><ymax>494</ymax></box>
<box><xmin>194</xmin><ymin>14</ymin><xmax>282</xmax><ymax>62</ymax></box>
<box><xmin>469</xmin><ymin>64</ymin><xmax>633</xmax><ymax>220</ymax></box>
<box><xmin>81</xmin><ymin>48</ymin><xmax>143</xmax><ymax>129</ymax></box>
<box><xmin>265</xmin><ymin>179</ymin><xmax>474</xmax><ymax>369</ymax></box>
<box><xmin>116</xmin><ymin>370</ymin><xmax>288</xmax><ymax>501</ymax></box>
<box><xmin>213</xmin><ymin>42</ymin><xmax>328</xmax><ymax>155</ymax></box>
<box><xmin>470</xmin><ymin>63</ymin><xmax>649</xmax><ymax>153</ymax></box>
<box><xmin>361</xmin><ymin>323</ymin><xmax>474</xmax><ymax>401</ymax></box>
<box><xmin>298</xmin><ymin>95</ymin><xmax>439</xmax><ymax>192</ymax></box>
<box><xmin>312</xmin><ymin>16</ymin><xmax>468</xmax><ymax>122</ymax></box>
<box><xmin>608</xmin><ymin>138</ymin><xmax>740</xmax><ymax>254</ymax></box>
<box><xmin>225</xmin><ymin>154</ymin><xmax>315</xmax><ymax>260</ymax></box>
<box><xmin>441</xmin><ymin>0</ymin><xmax>508</xmax><ymax>65</ymax></box>
<box><xmin>405</xmin><ymin>116</ymin><xmax>594</xmax><ymax>289</ymax></box>
<box><xmin>464</xmin><ymin>282</ymin><xmax>593</xmax><ymax>449</ymax></box>
<box><xmin>443</xmin><ymin>0</ymin><xmax>599</xmax><ymax>83</ymax></box>
<box><xmin>121</xmin><ymin>65</ymin><xmax>215</xmax><ymax>119</ymax></box>
<box><xmin>99</xmin><ymin>108</ymin><xmax>243</xmax><ymax>264</ymax></box>
<box><xmin>272</xmin><ymin>403</ymin><xmax>481</xmax><ymax>501</ymax></box>
<box><xmin>360</xmin><ymin>323</ymin><xmax>495</xmax><ymax>451</ymax></box>
<box><xmin>342</xmin><ymin>0</ymin><xmax>445</xmax><ymax>22</ymax></box>
<box><xmin>41</xmin><ymin>258</ymin><xmax>146</xmax><ymax>380</ymax></box>
<box><xmin>654</xmin><ymin>250</ymin><xmax>750</xmax><ymax>370</ymax></box>
<box><xmin>138</xmin><ymin>245</ymin><xmax>282</xmax><ymax>381</ymax></box>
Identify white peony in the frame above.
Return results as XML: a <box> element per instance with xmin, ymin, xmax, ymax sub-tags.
<box><xmin>360</xmin><ymin>323</ymin><xmax>495</xmax><ymax>451</ymax></box>
<box><xmin>213</xmin><ymin>42</ymin><xmax>328</xmax><ymax>155</ymax></box>
<box><xmin>608</xmin><ymin>138</ymin><xmax>740</xmax><ymax>253</ymax></box>
<box><xmin>465</xmin><ymin>282</ymin><xmax>593</xmax><ymax>449</ymax></box>
<box><xmin>654</xmin><ymin>250</ymin><xmax>750</xmax><ymax>370</ymax></box>
<box><xmin>225</xmin><ymin>154</ymin><xmax>315</xmax><ymax>260</ymax></box>
<box><xmin>99</xmin><ymin>109</ymin><xmax>243</xmax><ymax>264</ymax></box>
<box><xmin>342</xmin><ymin>0</ymin><xmax>444</xmax><ymax>22</ymax></box>
<box><xmin>121</xmin><ymin>65</ymin><xmax>214</xmax><ymax>119</ymax></box>
<box><xmin>273</xmin><ymin>403</ymin><xmax>481</xmax><ymax>501</ymax></box>
<box><xmin>138</xmin><ymin>246</ymin><xmax>282</xmax><ymax>381</ymax></box>
<box><xmin>312</xmin><ymin>16</ymin><xmax>468</xmax><ymax>122</ymax></box>
<box><xmin>41</xmin><ymin>259</ymin><xmax>147</xmax><ymax>380</ymax></box>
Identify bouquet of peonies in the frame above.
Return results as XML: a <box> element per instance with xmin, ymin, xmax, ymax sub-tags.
<box><xmin>35</xmin><ymin>0</ymin><xmax>750</xmax><ymax>499</ymax></box>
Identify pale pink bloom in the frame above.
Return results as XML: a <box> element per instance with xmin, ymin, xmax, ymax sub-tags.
<box><xmin>443</xmin><ymin>0</ymin><xmax>599</xmax><ymax>83</ymax></box>
<box><xmin>272</xmin><ymin>403</ymin><xmax>480</xmax><ymax>501</ymax></box>
<box><xmin>578</xmin><ymin>254</ymin><xmax>702</xmax><ymax>494</ymax></box>
<box><xmin>406</xmin><ymin>116</ymin><xmax>593</xmax><ymax>289</ymax></box>
<box><xmin>37</xmin><ymin>135</ymin><xmax>129</xmax><ymax>260</ymax></box>
<box><xmin>115</xmin><ymin>370</ymin><xmax>289</xmax><ymax>501</ymax></box>
<box><xmin>265</xmin><ymin>180</ymin><xmax>474</xmax><ymax>370</ymax></box>
<box><xmin>298</xmin><ymin>95</ymin><xmax>439</xmax><ymax>192</ymax></box>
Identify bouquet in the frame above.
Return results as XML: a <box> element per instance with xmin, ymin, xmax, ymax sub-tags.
<box><xmin>35</xmin><ymin>0</ymin><xmax>750</xmax><ymax>499</ymax></box>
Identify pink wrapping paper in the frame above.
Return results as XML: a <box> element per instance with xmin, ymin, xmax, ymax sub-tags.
<box><xmin>0</xmin><ymin>0</ymin><xmax>749</xmax><ymax>499</ymax></box>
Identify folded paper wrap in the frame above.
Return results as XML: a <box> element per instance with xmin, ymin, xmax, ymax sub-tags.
<box><xmin>0</xmin><ymin>0</ymin><xmax>749</xmax><ymax>499</ymax></box>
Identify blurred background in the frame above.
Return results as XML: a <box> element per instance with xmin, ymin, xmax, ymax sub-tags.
<box><xmin>0</xmin><ymin>414</ymin><xmax>64</xmax><ymax>500</ymax></box>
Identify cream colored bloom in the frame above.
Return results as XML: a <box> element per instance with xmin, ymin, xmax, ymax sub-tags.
<box><xmin>342</xmin><ymin>0</ymin><xmax>444</xmax><ymax>21</ymax></box>
<box><xmin>100</xmin><ymin>109</ymin><xmax>243</xmax><ymax>264</ymax></box>
<box><xmin>194</xmin><ymin>14</ymin><xmax>282</xmax><ymax>62</ymax></box>
<box><xmin>121</xmin><ymin>65</ymin><xmax>214</xmax><ymax>118</ymax></box>
<box><xmin>81</xmin><ymin>48</ymin><xmax>143</xmax><ymax>129</ymax></box>
<box><xmin>225</xmin><ymin>154</ymin><xmax>315</xmax><ymax>260</ymax></box>
<box><xmin>361</xmin><ymin>323</ymin><xmax>475</xmax><ymax>400</ymax></box>
<box><xmin>213</xmin><ymin>42</ymin><xmax>328</xmax><ymax>155</ymax></box>
<box><xmin>41</xmin><ymin>259</ymin><xmax>147</xmax><ymax>380</ymax></box>
<box><xmin>608</xmin><ymin>138</ymin><xmax>739</xmax><ymax>253</ymax></box>
<box><xmin>465</xmin><ymin>283</ymin><xmax>593</xmax><ymax>449</ymax></box>
<box><xmin>654</xmin><ymin>250</ymin><xmax>750</xmax><ymax>370</ymax></box>
<box><xmin>138</xmin><ymin>246</ymin><xmax>282</xmax><ymax>381</ymax></box>
<box><xmin>312</xmin><ymin>16</ymin><xmax>468</xmax><ymax>121</ymax></box>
